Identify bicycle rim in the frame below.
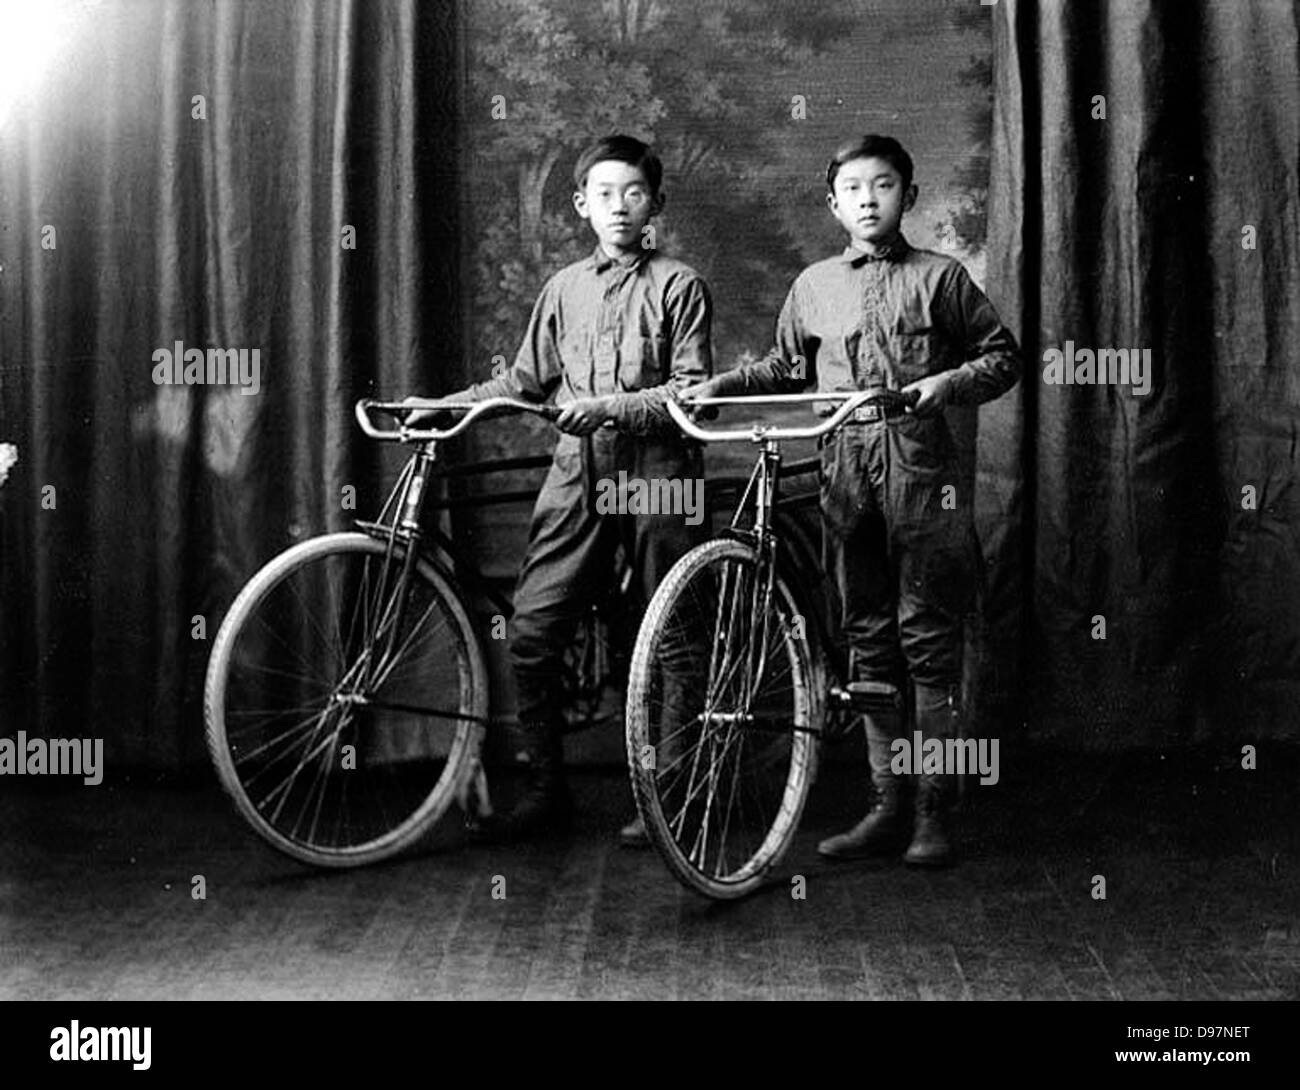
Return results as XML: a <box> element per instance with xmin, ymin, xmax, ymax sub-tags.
<box><xmin>204</xmin><ymin>532</ymin><xmax>486</xmax><ymax>866</ymax></box>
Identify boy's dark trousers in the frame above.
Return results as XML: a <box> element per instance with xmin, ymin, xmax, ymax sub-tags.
<box><xmin>817</xmin><ymin>413</ymin><xmax>977</xmax><ymax>864</ymax></box>
<box><xmin>496</xmin><ymin>428</ymin><xmax>706</xmax><ymax>836</ymax></box>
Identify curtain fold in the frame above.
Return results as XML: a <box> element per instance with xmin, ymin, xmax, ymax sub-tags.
<box><xmin>981</xmin><ymin>0</ymin><xmax>1300</xmax><ymax>745</ymax></box>
<box><xmin>0</xmin><ymin>0</ymin><xmax>463</xmax><ymax>767</ymax></box>
<box><xmin>4</xmin><ymin>0</ymin><xmax>1298</xmax><ymax>767</ymax></box>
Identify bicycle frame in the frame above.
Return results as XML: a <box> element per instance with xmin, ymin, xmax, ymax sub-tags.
<box><xmin>345</xmin><ymin>400</ymin><xmax>534</xmax><ymax>716</ymax></box>
<box><xmin>718</xmin><ymin>436</ymin><xmax>784</xmax><ymax>712</ymax></box>
<box><xmin>352</xmin><ymin>395</ymin><xmax>577</xmax><ymax>615</ymax></box>
<box><xmin>667</xmin><ymin>389</ymin><xmax>918</xmax><ymax>731</ymax></box>
<box><xmin>352</xmin><ymin>396</ymin><xmax>638</xmax><ymax>739</ymax></box>
<box><xmin>362</xmin><ymin>448</ymin><xmax>437</xmax><ymax>687</ymax></box>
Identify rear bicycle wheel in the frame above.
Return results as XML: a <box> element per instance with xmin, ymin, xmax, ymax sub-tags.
<box><xmin>625</xmin><ymin>536</ymin><xmax>821</xmax><ymax>899</ymax></box>
<box><xmin>559</xmin><ymin>545</ymin><xmax>635</xmax><ymax>733</ymax></box>
<box><xmin>204</xmin><ymin>531</ymin><xmax>487</xmax><ymax>867</ymax></box>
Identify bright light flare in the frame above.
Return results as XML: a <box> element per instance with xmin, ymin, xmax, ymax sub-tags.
<box><xmin>0</xmin><ymin>0</ymin><xmax>103</xmax><ymax>131</ymax></box>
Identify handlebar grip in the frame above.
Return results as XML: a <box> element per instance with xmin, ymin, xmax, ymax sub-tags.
<box><xmin>355</xmin><ymin>399</ymin><xmax>387</xmax><ymax>439</ymax></box>
<box><xmin>355</xmin><ymin>396</ymin><xmax>575</xmax><ymax>442</ymax></box>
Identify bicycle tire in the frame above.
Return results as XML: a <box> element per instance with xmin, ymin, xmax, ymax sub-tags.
<box><xmin>204</xmin><ymin>531</ymin><xmax>487</xmax><ymax>867</ymax></box>
<box><xmin>625</xmin><ymin>536</ymin><xmax>821</xmax><ymax>899</ymax></box>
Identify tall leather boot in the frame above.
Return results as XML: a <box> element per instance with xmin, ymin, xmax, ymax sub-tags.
<box><xmin>904</xmin><ymin>682</ymin><xmax>958</xmax><ymax>867</ymax></box>
<box><xmin>479</xmin><ymin>717</ymin><xmax>572</xmax><ymax>842</ymax></box>
<box><xmin>817</xmin><ymin>687</ymin><xmax>906</xmax><ymax>860</ymax></box>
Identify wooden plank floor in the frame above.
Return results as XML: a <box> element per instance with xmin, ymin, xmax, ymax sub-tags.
<box><xmin>2</xmin><ymin>746</ymin><xmax>1296</xmax><ymax>1000</ymax></box>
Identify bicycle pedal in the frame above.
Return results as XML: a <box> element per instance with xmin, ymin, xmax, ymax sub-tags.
<box><xmin>839</xmin><ymin>680</ymin><xmax>903</xmax><ymax>715</ymax></box>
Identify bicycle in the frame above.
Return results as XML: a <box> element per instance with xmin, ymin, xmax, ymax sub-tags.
<box><xmin>203</xmin><ymin>396</ymin><xmax>595</xmax><ymax>867</ymax></box>
<box><xmin>623</xmin><ymin>387</ymin><xmax>920</xmax><ymax>899</ymax></box>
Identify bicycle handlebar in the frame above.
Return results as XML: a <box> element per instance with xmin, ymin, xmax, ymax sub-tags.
<box><xmin>666</xmin><ymin>388</ymin><xmax>920</xmax><ymax>443</ymax></box>
<box><xmin>354</xmin><ymin>397</ymin><xmax>561</xmax><ymax>442</ymax></box>
<box><xmin>357</xmin><ymin>388</ymin><xmax>919</xmax><ymax>444</ymax></box>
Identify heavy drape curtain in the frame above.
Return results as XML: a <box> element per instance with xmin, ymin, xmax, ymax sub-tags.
<box><xmin>4</xmin><ymin>0</ymin><xmax>1298</xmax><ymax>771</ymax></box>
<box><xmin>978</xmin><ymin>0</ymin><xmax>1300</xmax><ymax>746</ymax></box>
<box><xmin>0</xmin><ymin>1</ymin><xmax>464</xmax><ymax>766</ymax></box>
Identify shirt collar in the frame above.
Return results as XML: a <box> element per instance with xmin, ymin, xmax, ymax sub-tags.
<box><xmin>842</xmin><ymin>233</ymin><xmax>911</xmax><ymax>267</ymax></box>
<box><xmin>591</xmin><ymin>245</ymin><xmax>651</xmax><ymax>274</ymax></box>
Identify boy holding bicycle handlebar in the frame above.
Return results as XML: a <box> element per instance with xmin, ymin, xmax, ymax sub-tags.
<box><xmin>683</xmin><ymin>135</ymin><xmax>1020</xmax><ymax>867</ymax></box>
<box><xmin>408</xmin><ymin>135</ymin><xmax>713</xmax><ymax>844</ymax></box>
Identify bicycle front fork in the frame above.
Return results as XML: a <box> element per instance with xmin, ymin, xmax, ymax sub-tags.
<box><xmin>364</xmin><ymin>445</ymin><xmax>439</xmax><ymax>681</ymax></box>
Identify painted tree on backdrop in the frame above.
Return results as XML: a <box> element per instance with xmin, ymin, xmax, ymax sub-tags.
<box><xmin>934</xmin><ymin>3</ymin><xmax>992</xmax><ymax>258</ymax></box>
<box><xmin>466</xmin><ymin>0</ymin><xmax>855</xmax><ymax>388</ymax></box>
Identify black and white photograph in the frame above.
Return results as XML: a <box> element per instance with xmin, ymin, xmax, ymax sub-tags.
<box><xmin>0</xmin><ymin>0</ymin><xmax>1296</xmax><ymax>1062</ymax></box>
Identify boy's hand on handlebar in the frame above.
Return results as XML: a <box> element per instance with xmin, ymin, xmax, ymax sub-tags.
<box><xmin>900</xmin><ymin>374</ymin><xmax>952</xmax><ymax>419</ymax></box>
<box><xmin>399</xmin><ymin>395</ymin><xmax>455</xmax><ymax>430</ymax></box>
<box><xmin>675</xmin><ymin>383</ymin><xmax>720</xmax><ymax>421</ymax></box>
<box><xmin>556</xmin><ymin>396</ymin><xmax>614</xmax><ymax>436</ymax></box>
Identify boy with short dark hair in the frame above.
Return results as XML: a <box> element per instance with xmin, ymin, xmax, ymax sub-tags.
<box><xmin>412</xmin><ymin>134</ymin><xmax>713</xmax><ymax>843</ymax></box>
<box><xmin>684</xmin><ymin>134</ymin><xmax>1020</xmax><ymax>866</ymax></box>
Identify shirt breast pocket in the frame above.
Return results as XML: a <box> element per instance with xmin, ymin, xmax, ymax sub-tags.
<box><xmin>891</xmin><ymin>314</ymin><xmax>938</xmax><ymax>380</ymax></box>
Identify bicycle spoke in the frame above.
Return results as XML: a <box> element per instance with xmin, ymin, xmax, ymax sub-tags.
<box><xmin>339</xmin><ymin>554</ymin><xmax>377</xmax><ymax>674</ymax></box>
<box><xmin>230</xmin><ymin>706</ymin><xmax>336</xmax><ymax>767</ymax></box>
<box><xmin>284</xmin><ymin>562</ymin><xmax>349</xmax><ymax>676</ymax></box>
<box><xmin>369</xmin><ymin>594</ymin><xmax>453</xmax><ymax>691</ymax></box>
<box><xmin>671</xmin><ymin>715</ymin><xmax>745</xmax><ymax>843</ymax></box>
<box><xmin>226</xmin><ymin>660</ymin><xmax>336</xmax><ymax>693</ymax></box>
<box><xmin>689</xmin><ymin>721</ymin><xmax>731</xmax><ymax>870</ymax></box>
<box><xmin>291</xmin><ymin>728</ymin><xmax>341</xmax><ymax>848</ymax></box>
<box><xmin>258</xmin><ymin>715</ymin><xmax>347</xmax><ymax>816</ymax></box>
<box><xmin>251</xmin><ymin>618</ymin><xmax>333</xmax><ymax>694</ymax></box>
<box><xmin>715</xmin><ymin>726</ymin><xmax>747</xmax><ymax>877</ymax></box>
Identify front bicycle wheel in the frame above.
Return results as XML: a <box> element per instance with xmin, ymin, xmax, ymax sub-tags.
<box><xmin>204</xmin><ymin>531</ymin><xmax>487</xmax><ymax>867</ymax></box>
<box><xmin>625</xmin><ymin>536</ymin><xmax>821</xmax><ymax>899</ymax></box>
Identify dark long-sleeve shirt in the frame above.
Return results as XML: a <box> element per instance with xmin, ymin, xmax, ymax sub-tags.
<box><xmin>463</xmin><ymin>245</ymin><xmax>713</xmax><ymax>435</ymax></box>
<box><xmin>709</xmin><ymin>236</ymin><xmax>1020</xmax><ymax>406</ymax></box>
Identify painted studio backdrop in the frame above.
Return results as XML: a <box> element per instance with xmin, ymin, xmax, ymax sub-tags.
<box><xmin>1</xmin><ymin>0</ymin><xmax>1298</xmax><ymax>769</ymax></box>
